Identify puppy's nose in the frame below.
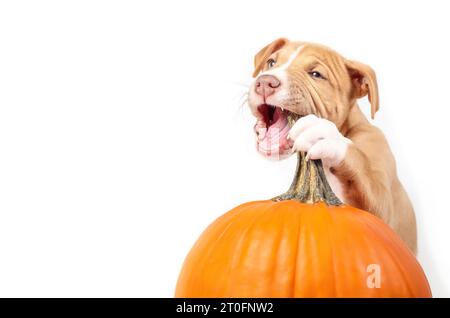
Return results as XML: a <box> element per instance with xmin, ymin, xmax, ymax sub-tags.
<box><xmin>255</xmin><ymin>75</ymin><xmax>281</xmax><ymax>99</ymax></box>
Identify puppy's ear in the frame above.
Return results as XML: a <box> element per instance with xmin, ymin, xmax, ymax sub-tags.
<box><xmin>345</xmin><ymin>60</ymin><xmax>379</xmax><ymax>119</ymax></box>
<box><xmin>253</xmin><ymin>38</ymin><xmax>288</xmax><ymax>78</ymax></box>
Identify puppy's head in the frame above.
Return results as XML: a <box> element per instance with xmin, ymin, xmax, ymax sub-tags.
<box><xmin>248</xmin><ymin>38</ymin><xmax>379</xmax><ymax>159</ymax></box>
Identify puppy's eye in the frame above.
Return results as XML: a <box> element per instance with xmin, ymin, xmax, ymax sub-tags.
<box><xmin>309</xmin><ymin>71</ymin><xmax>325</xmax><ymax>79</ymax></box>
<box><xmin>267</xmin><ymin>58</ymin><xmax>276</xmax><ymax>68</ymax></box>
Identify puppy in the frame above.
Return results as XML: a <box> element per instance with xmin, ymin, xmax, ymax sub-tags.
<box><xmin>248</xmin><ymin>38</ymin><xmax>417</xmax><ymax>254</ymax></box>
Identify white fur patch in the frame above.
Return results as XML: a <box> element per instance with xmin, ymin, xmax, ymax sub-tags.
<box><xmin>288</xmin><ymin>114</ymin><xmax>351</xmax><ymax>167</ymax></box>
<box><xmin>259</xmin><ymin>45</ymin><xmax>304</xmax><ymax>81</ymax></box>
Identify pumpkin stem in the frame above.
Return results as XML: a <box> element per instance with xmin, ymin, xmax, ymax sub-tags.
<box><xmin>272</xmin><ymin>115</ymin><xmax>342</xmax><ymax>206</ymax></box>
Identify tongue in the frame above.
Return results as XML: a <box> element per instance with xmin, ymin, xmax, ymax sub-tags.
<box><xmin>257</xmin><ymin>107</ymin><xmax>291</xmax><ymax>158</ymax></box>
<box><xmin>271</xmin><ymin>106</ymin><xmax>281</xmax><ymax>125</ymax></box>
<box><xmin>266</xmin><ymin>108</ymin><xmax>287</xmax><ymax>134</ymax></box>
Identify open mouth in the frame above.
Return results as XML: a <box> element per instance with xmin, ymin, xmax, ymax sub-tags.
<box><xmin>255</xmin><ymin>104</ymin><xmax>294</xmax><ymax>158</ymax></box>
<box><xmin>259</xmin><ymin>104</ymin><xmax>282</xmax><ymax>127</ymax></box>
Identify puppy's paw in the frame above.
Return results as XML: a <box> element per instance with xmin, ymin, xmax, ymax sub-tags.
<box><xmin>288</xmin><ymin>114</ymin><xmax>351</xmax><ymax>167</ymax></box>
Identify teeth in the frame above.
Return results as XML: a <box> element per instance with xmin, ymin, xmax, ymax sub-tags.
<box><xmin>281</xmin><ymin>107</ymin><xmax>284</xmax><ymax>112</ymax></box>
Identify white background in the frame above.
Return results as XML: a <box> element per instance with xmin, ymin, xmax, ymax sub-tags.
<box><xmin>0</xmin><ymin>0</ymin><xmax>449</xmax><ymax>297</ymax></box>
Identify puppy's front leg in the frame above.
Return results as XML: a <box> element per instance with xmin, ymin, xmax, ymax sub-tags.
<box><xmin>332</xmin><ymin>142</ymin><xmax>393</xmax><ymax>220</ymax></box>
<box><xmin>289</xmin><ymin>115</ymin><xmax>390</xmax><ymax>220</ymax></box>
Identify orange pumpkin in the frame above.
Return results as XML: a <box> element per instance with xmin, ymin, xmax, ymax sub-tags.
<box><xmin>176</xmin><ymin>150</ymin><xmax>431</xmax><ymax>298</ymax></box>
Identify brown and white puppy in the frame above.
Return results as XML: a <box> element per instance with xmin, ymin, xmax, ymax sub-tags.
<box><xmin>248</xmin><ymin>38</ymin><xmax>417</xmax><ymax>254</ymax></box>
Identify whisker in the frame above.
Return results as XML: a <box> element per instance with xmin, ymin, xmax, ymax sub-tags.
<box><xmin>229</xmin><ymin>79</ymin><xmax>253</xmax><ymax>120</ymax></box>
<box><xmin>231</xmin><ymin>91</ymin><xmax>250</xmax><ymax>120</ymax></box>
<box><xmin>240</xmin><ymin>96</ymin><xmax>249</xmax><ymax>109</ymax></box>
<box><xmin>237</xmin><ymin>92</ymin><xmax>249</xmax><ymax>113</ymax></box>
<box><xmin>238</xmin><ymin>91</ymin><xmax>249</xmax><ymax>102</ymax></box>
<box><xmin>231</xmin><ymin>90</ymin><xmax>248</xmax><ymax>104</ymax></box>
<box><xmin>231</xmin><ymin>81</ymin><xmax>251</xmax><ymax>88</ymax></box>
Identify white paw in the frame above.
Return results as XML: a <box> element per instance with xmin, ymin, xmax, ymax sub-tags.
<box><xmin>288</xmin><ymin>114</ymin><xmax>352</xmax><ymax>167</ymax></box>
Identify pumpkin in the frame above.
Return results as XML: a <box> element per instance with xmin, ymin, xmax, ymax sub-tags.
<box><xmin>175</xmin><ymin>117</ymin><xmax>431</xmax><ymax>297</ymax></box>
